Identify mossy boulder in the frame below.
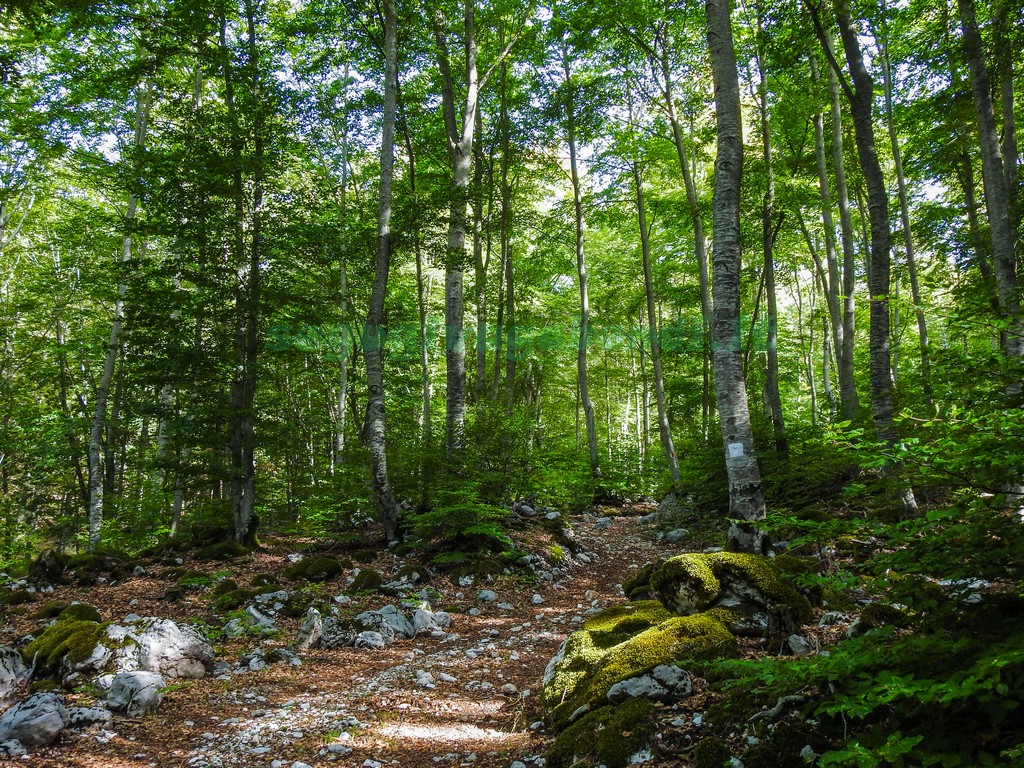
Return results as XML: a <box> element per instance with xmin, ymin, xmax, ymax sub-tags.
<box><xmin>651</xmin><ymin>552</ymin><xmax>813</xmax><ymax>636</ymax></box>
<box><xmin>194</xmin><ymin>540</ymin><xmax>248</xmax><ymax>562</ymax></box>
<box><xmin>214</xmin><ymin>588</ymin><xmax>257</xmax><ymax>611</ymax></box>
<box><xmin>284</xmin><ymin>556</ymin><xmax>344</xmax><ymax>583</ymax></box>
<box><xmin>0</xmin><ymin>589</ymin><xmax>33</xmax><ymax>606</ymax></box>
<box><xmin>351</xmin><ymin>568</ymin><xmax>383</xmax><ymax>593</ymax></box>
<box><xmin>352</xmin><ymin>550</ymin><xmax>377</xmax><ymax>564</ymax></box>
<box><xmin>622</xmin><ymin>561</ymin><xmax>661</xmax><ymax>600</ymax></box>
<box><xmin>547</xmin><ymin>698</ymin><xmax>656</xmax><ymax>768</ymax></box>
<box><xmin>543</xmin><ymin>604</ymin><xmax>737</xmax><ymax>730</ymax></box>
<box><xmin>24</xmin><ymin>619</ymin><xmax>110</xmax><ymax>676</ymax></box>
<box><xmin>251</xmin><ymin>573</ymin><xmax>279</xmax><ymax>588</ymax></box>
<box><xmin>57</xmin><ymin>603</ymin><xmax>101</xmax><ymax>623</ymax></box>
<box><xmin>211</xmin><ymin>579</ymin><xmax>239</xmax><ymax>596</ymax></box>
<box><xmin>32</xmin><ymin>601</ymin><xmax>69</xmax><ymax>620</ymax></box>
<box><xmin>28</xmin><ymin>549</ymin><xmax>67</xmax><ymax>583</ymax></box>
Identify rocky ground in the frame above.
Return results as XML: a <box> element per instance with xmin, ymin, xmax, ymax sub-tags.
<box><xmin>0</xmin><ymin>506</ymin><xmax>704</xmax><ymax>768</ymax></box>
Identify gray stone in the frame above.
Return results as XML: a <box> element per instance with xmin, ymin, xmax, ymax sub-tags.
<box><xmin>818</xmin><ymin>611</ymin><xmax>848</xmax><ymax>627</ymax></box>
<box><xmin>0</xmin><ymin>693</ymin><xmax>69</xmax><ymax>746</ymax></box>
<box><xmin>0</xmin><ymin>739</ymin><xmax>26</xmax><ymax>757</ymax></box>
<box><xmin>107</xmin><ymin>671</ymin><xmax>165</xmax><ymax>716</ymax></box>
<box><xmin>295</xmin><ymin>607</ymin><xmax>324</xmax><ymax>651</ymax></box>
<box><xmin>412</xmin><ymin>608</ymin><xmax>451</xmax><ymax>634</ymax></box>
<box><xmin>0</xmin><ymin>646</ymin><xmax>30</xmax><ymax>707</ymax></box>
<box><xmin>244</xmin><ymin>606</ymin><xmax>277</xmax><ymax>630</ymax></box>
<box><xmin>665</xmin><ymin>528</ymin><xmax>690</xmax><ymax>544</ymax></box>
<box><xmin>786</xmin><ymin>635</ymin><xmax>813</xmax><ymax>656</ymax></box>
<box><xmin>531</xmin><ymin>594</ymin><xmax>545</xmax><ymax>605</ymax></box>
<box><xmin>595</xmin><ymin>517</ymin><xmax>612</xmax><ymax>529</ymax></box>
<box><xmin>358</xmin><ymin>605</ymin><xmax>414</xmax><ymax>639</ymax></box>
<box><xmin>519</xmin><ymin>505</ymin><xmax>536</xmax><ymax>516</ymax></box>
<box><xmin>66</xmin><ymin>706</ymin><xmax>114</xmax><ymax>731</ymax></box>
<box><xmin>477</xmin><ymin>590</ymin><xmax>498</xmax><ymax>602</ymax></box>
<box><xmin>353</xmin><ymin>631</ymin><xmax>386</xmax><ymax>650</ymax></box>
<box><xmin>606</xmin><ymin>664</ymin><xmax>693</xmax><ymax>703</ymax></box>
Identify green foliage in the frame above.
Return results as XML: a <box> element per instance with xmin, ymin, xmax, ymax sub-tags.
<box><xmin>406</xmin><ymin>481</ymin><xmax>514</xmax><ymax>558</ymax></box>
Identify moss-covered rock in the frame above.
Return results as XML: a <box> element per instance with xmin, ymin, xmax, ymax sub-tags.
<box><xmin>212</xmin><ymin>579</ymin><xmax>239</xmax><ymax>596</ymax></box>
<box><xmin>351</xmin><ymin>568</ymin><xmax>382</xmax><ymax>593</ymax></box>
<box><xmin>214</xmin><ymin>588</ymin><xmax>257</xmax><ymax>611</ymax></box>
<box><xmin>251</xmin><ymin>573</ymin><xmax>279</xmax><ymax>588</ymax></box>
<box><xmin>548</xmin><ymin>613</ymin><xmax>737</xmax><ymax>728</ymax></box>
<box><xmin>0</xmin><ymin>589</ymin><xmax>34</xmax><ymax>606</ymax></box>
<box><xmin>194</xmin><ymin>540</ymin><xmax>248</xmax><ymax>562</ymax></box>
<box><xmin>651</xmin><ymin>552</ymin><xmax>813</xmax><ymax>636</ymax></box>
<box><xmin>622</xmin><ymin>561</ymin><xmax>661</xmax><ymax>600</ymax></box>
<box><xmin>32</xmin><ymin>601</ymin><xmax>69</xmax><ymax>620</ymax></box>
<box><xmin>352</xmin><ymin>550</ymin><xmax>377</xmax><ymax>564</ymax></box>
<box><xmin>28</xmin><ymin>549</ymin><xmax>67</xmax><ymax>583</ymax></box>
<box><xmin>547</xmin><ymin>698</ymin><xmax>656</xmax><ymax>768</ymax></box>
<box><xmin>24</xmin><ymin>619</ymin><xmax>110</xmax><ymax>675</ymax></box>
<box><xmin>57</xmin><ymin>603</ymin><xmax>101</xmax><ymax>623</ymax></box>
<box><xmin>284</xmin><ymin>556</ymin><xmax>344</xmax><ymax>583</ymax></box>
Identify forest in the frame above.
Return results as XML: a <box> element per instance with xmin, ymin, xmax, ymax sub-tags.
<box><xmin>1</xmin><ymin>0</ymin><xmax>1023</xmax><ymax>765</ymax></box>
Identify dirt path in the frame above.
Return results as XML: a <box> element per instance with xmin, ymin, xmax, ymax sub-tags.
<box><xmin>2</xmin><ymin>509</ymin><xmax>684</xmax><ymax>768</ymax></box>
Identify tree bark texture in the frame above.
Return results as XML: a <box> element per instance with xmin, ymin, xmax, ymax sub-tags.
<box><xmin>362</xmin><ymin>0</ymin><xmax>401</xmax><ymax>542</ymax></box>
<box><xmin>632</xmin><ymin>162</ymin><xmax>680</xmax><ymax>484</ymax></box>
<box><xmin>832</xmin><ymin>0</ymin><xmax>917</xmax><ymax>514</ymax></box>
<box><xmin>706</xmin><ymin>0</ymin><xmax>768</xmax><ymax>554</ymax></box>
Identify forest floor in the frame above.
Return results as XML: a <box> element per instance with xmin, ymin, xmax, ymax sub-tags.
<box><xmin>0</xmin><ymin>505</ymin><xmax>719</xmax><ymax>768</ymax></box>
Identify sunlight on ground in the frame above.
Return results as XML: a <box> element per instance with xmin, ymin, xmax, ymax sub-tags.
<box><xmin>376</xmin><ymin>721</ymin><xmax>514</xmax><ymax>743</ymax></box>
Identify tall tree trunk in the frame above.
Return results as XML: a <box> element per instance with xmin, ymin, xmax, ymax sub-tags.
<box><xmin>562</xmin><ymin>43</ymin><xmax>599</xmax><ymax>478</ymax></box>
<box><xmin>706</xmin><ymin>0</ymin><xmax>767</xmax><ymax>554</ymax></box>
<box><xmin>958</xmin><ymin>0</ymin><xmax>1024</xmax><ymax>362</ymax></box>
<box><xmin>823</xmin><ymin>0</ymin><xmax>917</xmax><ymax>513</ymax></box>
<box><xmin>809</xmin><ymin>55</ymin><xmax>845</xmax><ymax>417</ymax></box>
<box><xmin>826</xmin><ymin>39</ymin><xmax>860</xmax><ymax>421</ymax></box>
<box><xmin>754</xmin><ymin>15</ymin><xmax>787</xmax><ymax>457</ymax></box>
<box><xmin>87</xmin><ymin>81</ymin><xmax>151</xmax><ymax>550</ymax></box>
<box><xmin>472</xmin><ymin>108</ymin><xmax>488</xmax><ymax>401</ymax></box>
<box><xmin>434</xmin><ymin>1</ymin><xmax>478</xmax><ymax>458</ymax></box>
<box><xmin>363</xmin><ymin>0</ymin><xmax>400</xmax><ymax>542</ymax></box>
<box><xmin>632</xmin><ymin>161</ymin><xmax>680</xmax><ymax>484</ymax></box>
<box><xmin>993</xmin><ymin>0</ymin><xmax>1019</xmax><ymax>240</ymax></box>
<box><xmin>221</xmin><ymin>2</ymin><xmax>263</xmax><ymax>545</ymax></box>
<box><xmin>878</xmin><ymin>16</ymin><xmax>931</xmax><ymax>400</ymax></box>
<box><xmin>658</xmin><ymin>51</ymin><xmax>714</xmax><ymax>439</ymax></box>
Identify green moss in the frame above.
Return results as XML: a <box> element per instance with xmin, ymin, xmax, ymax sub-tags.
<box><xmin>550</xmin><ymin>614</ymin><xmax>737</xmax><ymax>728</ymax></box>
<box><xmin>33</xmin><ymin>600</ymin><xmax>69</xmax><ymax>619</ymax></box>
<box><xmin>351</xmin><ymin>568</ymin><xmax>382</xmax><ymax>593</ymax></box>
<box><xmin>541</xmin><ymin>602</ymin><xmax>695</xmax><ymax>711</ymax></box>
<box><xmin>24</xmin><ymin>619</ymin><xmax>110</xmax><ymax>674</ymax></box>
<box><xmin>161</xmin><ymin>587</ymin><xmax>185</xmax><ymax>602</ymax></box>
<box><xmin>0</xmin><ymin>589</ymin><xmax>34</xmax><ymax>606</ymax></box>
<box><xmin>352</xmin><ymin>550</ymin><xmax>377</xmax><ymax>564</ymax></box>
<box><xmin>28</xmin><ymin>678</ymin><xmax>60</xmax><ymax>694</ymax></box>
<box><xmin>57</xmin><ymin>603</ymin><xmax>101</xmax><ymax>623</ymax></box>
<box><xmin>65</xmin><ymin>554</ymin><xmax>106</xmax><ymax>574</ymax></box>
<box><xmin>195</xmin><ymin>540</ymin><xmax>248</xmax><ymax>561</ymax></box>
<box><xmin>212</xmin><ymin>579</ymin><xmax>239</xmax><ymax>596</ymax></box>
<box><xmin>214</xmin><ymin>588</ymin><xmax>256</xmax><ymax>611</ymax></box>
<box><xmin>693</xmin><ymin>736</ymin><xmax>732</xmax><ymax>768</ymax></box>
<box><xmin>857</xmin><ymin>602</ymin><xmax>908</xmax><ymax>630</ymax></box>
<box><xmin>391</xmin><ymin>543</ymin><xmax>414</xmax><ymax>557</ymax></box>
<box><xmin>251</xmin><ymin>573</ymin><xmax>279</xmax><ymax>588</ymax></box>
<box><xmin>284</xmin><ymin>556</ymin><xmax>344</xmax><ymax>583</ymax></box>
<box><xmin>583</xmin><ymin>600</ymin><xmax>672</xmax><ymax>640</ymax></box>
<box><xmin>622</xmin><ymin>561</ymin><xmax>661</xmax><ymax>600</ymax></box>
<box><xmin>545</xmin><ymin>543</ymin><xmax>565</xmax><ymax>563</ymax></box>
<box><xmin>547</xmin><ymin>699</ymin><xmax>655</xmax><ymax>768</ymax></box>
<box><xmin>651</xmin><ymin>552</ymin><xmax>813</xmax><ymax>626</ymax></box>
